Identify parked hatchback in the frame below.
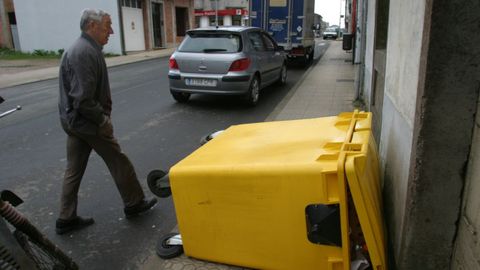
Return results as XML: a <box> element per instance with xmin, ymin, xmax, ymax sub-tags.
<box><xmin>168</xmin><ymin>26</ymin><xmax>287</xmax><ymax>106</ymax></box>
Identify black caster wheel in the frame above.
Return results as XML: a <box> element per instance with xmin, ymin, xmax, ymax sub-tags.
<box><xmin>147</xmin><ymin>170</ymin><xmax>171</xmax><ymax>198</ymax></box>
<box><xmin>156</xmin><ymin>233</ymin><xmax>183</xmax><ymax>259</ymax></box>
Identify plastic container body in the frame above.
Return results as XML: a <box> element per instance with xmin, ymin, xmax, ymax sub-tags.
<box><xmin>170</xmin><ymin>112</ymin><xmax>387</xmax><ymax>270</ymax></box>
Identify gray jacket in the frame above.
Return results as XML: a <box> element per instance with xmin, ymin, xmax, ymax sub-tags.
<box><xmin>58</xmin><ymin>32</ymin><xmax>112</xmax><ymax>135</ymax></box>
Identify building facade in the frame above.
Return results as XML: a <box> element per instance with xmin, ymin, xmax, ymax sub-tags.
<box><xmin>0</xmin><ymin>0</ymin><xmax>16</xmax><ymax>49</ymax></box>
<box><xmin>10</xmin><ymin>0</ymin><xmax>193</xmax><ymax>54</ymax></box>
<box><xmin>194</xmin><ymin>0</ymin><xmax>248</xmax><ymax>28</ymax></box>
<box><xmin>357</xmin><ymin>0</ymin><xmax>480</xmax><ymax>269</ymax></box>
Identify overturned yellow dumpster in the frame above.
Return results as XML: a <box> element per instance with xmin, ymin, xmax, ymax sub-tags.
<box><xmin>169</xmin><ymin>111</ymin><xmax>387</xmax><ymax>270</ymax></box>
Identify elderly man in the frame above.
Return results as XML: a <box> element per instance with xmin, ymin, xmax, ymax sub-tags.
<box><xmin>56</xmin><ymin>9</ymin><xmax>157</xmax><ymax>235</ymax></box>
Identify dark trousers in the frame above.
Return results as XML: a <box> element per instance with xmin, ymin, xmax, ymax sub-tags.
<box><xmin>59</xmin><ymin>121</ymin><xmax>145</xmax><ymax>220</ymax></box>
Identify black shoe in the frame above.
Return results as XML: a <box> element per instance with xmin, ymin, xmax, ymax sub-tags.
<box><xmin>55</xmin><ymin>216</ymin><xmax>94</xmax><ymax>235</ymax></box>
<box><xmin>124</xmin><ymin>198</ymin><xmax>158</xmax><ymax>218</ymax></box>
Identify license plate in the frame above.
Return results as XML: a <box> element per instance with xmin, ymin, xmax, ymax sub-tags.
<box><xmin>185</xmin><ymin>78</ymin><xmax>217</xmax><ymax>87</ymax></box>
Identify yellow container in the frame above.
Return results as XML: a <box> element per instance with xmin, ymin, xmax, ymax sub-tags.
<box><xmin>170</xmin><ymin>111</ymin><xmax>387</xmax><ymax>270</ymax></box>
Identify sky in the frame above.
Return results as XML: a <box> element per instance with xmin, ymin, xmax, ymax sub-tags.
<box><xmin>315</xmin><ymin>0</ymin><xmax>342</xmax><ymax>27</ymax></box>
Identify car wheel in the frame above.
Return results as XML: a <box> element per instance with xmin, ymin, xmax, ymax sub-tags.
<box><xmin>244</xmin><ymin>76</ymin><xmax>260</xmax><ymax>106</ymax></box>
<box><xmin>170</xmin><ymin>90</ymin><xmax>190</xmax><ymax>103</ymax></box>
<box><xmin>276</xmin><ymin>64</ymin><xmax>287</xmax><ymax>85</ymax></box>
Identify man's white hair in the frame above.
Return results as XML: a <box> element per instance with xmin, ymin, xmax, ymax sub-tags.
<box><xmin>80</xmin><ymin>9</ymin><xmax>110</xmax><ymax>31</ymax></box>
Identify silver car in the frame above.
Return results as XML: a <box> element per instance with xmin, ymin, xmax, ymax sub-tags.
<box><xmin>168</xmin><ymin>26</ymin><xmax>287</xmax><ymax>106</ymax></box>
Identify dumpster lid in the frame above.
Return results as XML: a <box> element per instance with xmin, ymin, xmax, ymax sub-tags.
<box><xmin>344</xmin><ymin>126</ymin><xmax>387</xmax><ymax>269</ymax></box>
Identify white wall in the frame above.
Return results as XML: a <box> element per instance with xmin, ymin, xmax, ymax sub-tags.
<box><xmin>378</xmin><ymin>0</ymin><xmax>426</xmax><ymax>260</ymax></box>
<box><xmin>13</xmin><ymin>0</ymin><xmax>122</xmax><ymax>54</ymax></box>
<box><xmin>383</xmin><ymin>1</ymin><xmax>424</xmax><ymax>129</ymax></box>
<box><xmin>363</xmin><ymin>0</ymin><xmax>376</xmax><ymax>109</ymax></box>
<box><xmin>362</xmin><ymin>0</ymin><xmax>427</xmax><ymax>261</ymax></box>
<box><xmin>354</xmin><ymin>0</ymin><xmax>363</xmax><ymax>64</ymax></box>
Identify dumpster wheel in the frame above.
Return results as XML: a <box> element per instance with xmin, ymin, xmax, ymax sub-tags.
<box><xmin>156</xmin><ymin>233</ymin><xmax>184</xmax><ymax>259</ymax></box>
<box><xmin>199</xmin><ymin>130</ymin><xmax>224</xmax><ymax>145</ymax></box>
<box><xmin>147</xmin><ymin>170</ymin><xmax>172</xmax><ymax>198</ymax></box>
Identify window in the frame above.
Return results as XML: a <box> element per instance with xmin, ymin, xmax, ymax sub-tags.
<box><xmin>209</xmin><ymin>16</ymin><xmax>223</xmax><ymax>26</ymax></box>
<box><xmin>178</xmin><ymin>32</ymin><xmax>241</xmax><ymax>53</ymax></box>
<box><xmin>122</xmin><ymin>0</ymin><xmax>142</xmax><ymax>8</ymax></box>
<box><xmin>248</xmin><ymin>31</ymin><xmax>265</xmax><ymax>51</ymax></box>
<box><xmin>8</xmin><ymin>12</ymin><xmax>16</xmax><ymax>25</ymax></box>
<box><xmin>262</xmin><ymin>33</ymin><xmax>275</xmax><ymax>51</ymax></box>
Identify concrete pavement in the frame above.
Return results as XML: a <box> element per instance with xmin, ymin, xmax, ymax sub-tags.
<box><xmin>0</xmin><ymin>41</ymin><xmax>359</xmax><ymax>269</ymax></box>
<box><xmin>268</xmin><ymin>40</ymin><xmax>358</xmax><ymax>121</ymax></box>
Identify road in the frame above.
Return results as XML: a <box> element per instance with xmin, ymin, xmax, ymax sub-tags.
<box><xmin>0</xmin><ymin>40</ymin><xmax>329</xmax><ymax>269</ymax></box>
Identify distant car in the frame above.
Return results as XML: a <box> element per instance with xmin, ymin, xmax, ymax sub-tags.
<box><xmin>323</xmin><ymin>28</ymin><xmax>338</xmax><ymax>40</ymax></box>
<box><xmin>168</xmin><ymin>26</ymin><xmax>287</xmax><ymax>106</ymax></box>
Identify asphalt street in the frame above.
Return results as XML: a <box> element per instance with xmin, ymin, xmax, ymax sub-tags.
<box><xmin>0</xmin><ymin>40</ymin><xmax>329</xmax><ymax>269</ymax></box>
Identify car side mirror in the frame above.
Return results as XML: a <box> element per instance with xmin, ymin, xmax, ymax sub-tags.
<box><xmin>0</xmin><ymin>96</ymin><xmax>4</xmax><ymax>104</ymax></box>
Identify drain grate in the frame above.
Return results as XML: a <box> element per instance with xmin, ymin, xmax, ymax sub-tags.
<box><xmin>336</xmin><ymin>79</ymin><xmax>354</xmax><ymax>82</ymax></box>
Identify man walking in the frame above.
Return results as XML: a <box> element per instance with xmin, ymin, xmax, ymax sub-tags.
<box><xmin>56</xmin><ymin>9</ymin><xmax>157</xmax><ymax>235</ymax></box>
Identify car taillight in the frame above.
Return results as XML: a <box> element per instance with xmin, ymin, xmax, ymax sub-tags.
<box><xmin>169</xmin><ymin>57</ymin><xmax>179</xmax><ymax>70</ymax></box>
<box><xmin>228</xmin><ymin>58</ymin><xmax>251</xmax><ymax>72</ymax></box>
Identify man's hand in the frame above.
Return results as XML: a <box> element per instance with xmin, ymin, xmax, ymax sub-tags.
<box><xmin>99</xmin><ymin>116</ymin><xmax>113</xmax><ymax>137</ymax></box>
<box><xmin>100</xmin><ymin>115</ymin><xmax>111</xmax><ymax>127</ymax></box>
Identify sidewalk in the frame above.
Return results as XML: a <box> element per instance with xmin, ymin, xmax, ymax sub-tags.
<box><xmin>0</xmin><ymin>48</ymin><xmax>176</xmax><ymax>89</ymax></box>
<box><xmin>140</xmin><ymin>40</ymin><xmax>359</xmax><ymax>270</ymax></box>
<box><xmin>269</xmin><ymin>40</ymin><xmax>358</xmax><ymax>121</ymax></box>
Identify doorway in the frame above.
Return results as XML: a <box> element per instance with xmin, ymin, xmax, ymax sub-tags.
<box><xmin>152</xmin><ymin>2</ymin><xmax>164</xmax><ymax>48</ymax></box>
<box><xmin>175</xmin><ymin>7</ymin><xmax>189</xmax><ymax>37</ymax></box>
<box><xmin>121</xmin><ymin>0</ymin><xmax>146</xmax><ymax>51</ymax></box>
<box><xmin>371</xmin><ymin>0</ymin><xmax>389</xmax><ymax>143</ymax></box>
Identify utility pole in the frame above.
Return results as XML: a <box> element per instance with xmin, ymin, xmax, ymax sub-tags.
<box><xmin>339</xmin><ymin>0</ymin><xmax>342</xmax><ymax>37</ymax></box>
<box><xmin>339</xmin><ymin>0</ymin><xmax>341</xmax><ymax>29</ymax></box>
<box><xmin>215</xmin><ymin>0</ymin><xmax>218</xmax><ymax>27</ymax></box>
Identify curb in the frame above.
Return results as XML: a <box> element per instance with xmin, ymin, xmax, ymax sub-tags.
<box><xmin>0</xmin><ymin>48</ymin><xmax>175</xmax><ymax>89</ymax></box>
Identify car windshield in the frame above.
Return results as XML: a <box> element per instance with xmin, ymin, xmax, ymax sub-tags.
<box><xmin>178</xmin><ymin>32</ymin><xmax>241</xmax><ymax>53</ymax></box>
<box><xmin>326</xmin><ymin>28</ymin><xmax>336</xmax><ymax>32</ymax></box>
